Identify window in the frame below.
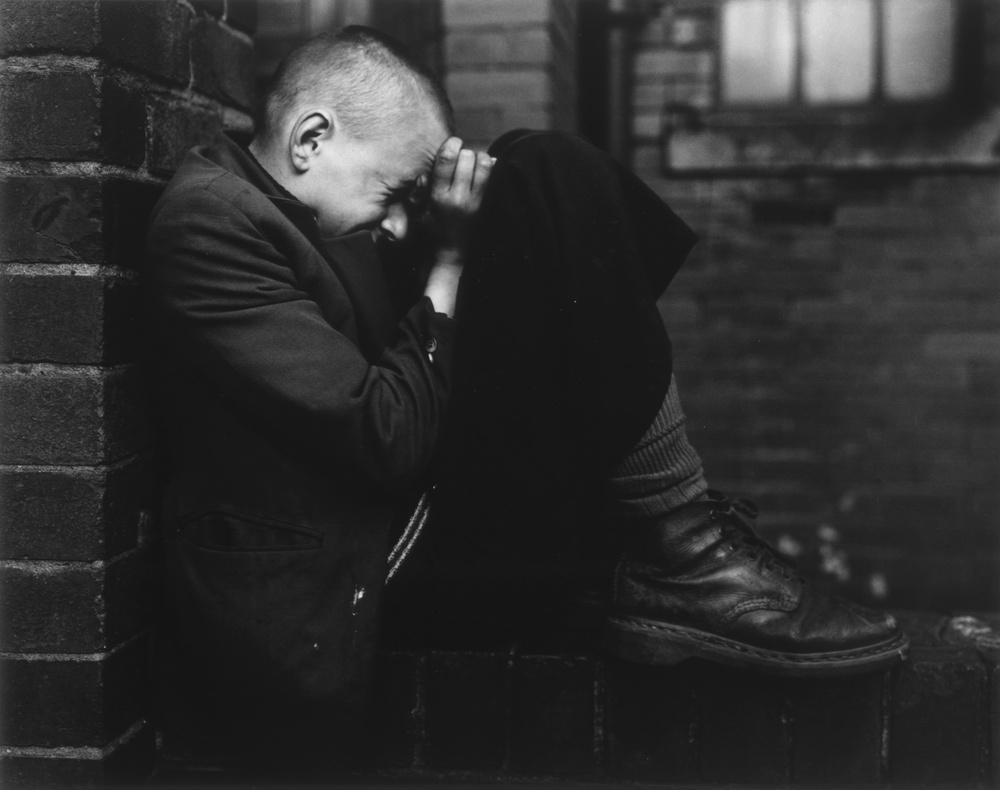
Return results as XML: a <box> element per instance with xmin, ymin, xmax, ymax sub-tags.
<box><xmin>720</xmin><ymin>0</ymin><xmax>956</xmax><ymax>106</ymax></box>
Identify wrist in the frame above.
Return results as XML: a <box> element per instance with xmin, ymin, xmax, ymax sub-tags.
<box><xmin>423</xmin><ymin>258</ymin><xmax>463</xmax><ymax>318</ymax></box>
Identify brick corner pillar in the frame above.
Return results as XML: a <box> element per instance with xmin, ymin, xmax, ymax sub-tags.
<box><xmin>0</xmin><ymin>0</ymin><xmax>256</xmax><ymax>785</ymax></box>
<box><xmin>441</xmin><ymin>0</ymin><xmax>578</xmax><ymax>149</ymax></box>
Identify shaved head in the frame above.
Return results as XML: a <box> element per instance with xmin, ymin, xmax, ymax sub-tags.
<box><xmin>256</xmin><ymin>26</ymin><xmax>453</xmax><ymax>150</ymax></box>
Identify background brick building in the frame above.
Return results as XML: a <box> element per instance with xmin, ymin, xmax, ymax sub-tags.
<box><xmin>0</xmin><ymin>0</ymin><xmax>997</xmax><ymax>784</ymax></box>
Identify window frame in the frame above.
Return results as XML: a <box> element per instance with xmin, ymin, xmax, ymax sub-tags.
<box><xmin>715</xmin><ymin>0</ymin><xmax>965</xmax><ymax>115</ymax></box>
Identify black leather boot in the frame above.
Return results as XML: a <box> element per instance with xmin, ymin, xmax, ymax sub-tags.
<box><xmin>605</xmin><ymin>491</ymin><xmax>908</xmax><ymax>675</ymax></box>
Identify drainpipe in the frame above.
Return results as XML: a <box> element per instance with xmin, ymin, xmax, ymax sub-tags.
<box><xmin>606</xmin><ymin>0</ymin><xmax>666</xmax><ymax>162</ymax></box>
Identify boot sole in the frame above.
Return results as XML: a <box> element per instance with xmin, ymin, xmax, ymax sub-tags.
<box><xmin>604</xmin><ymin>614</ymin><xmax>909</xmax><ymax>676</ymax></box>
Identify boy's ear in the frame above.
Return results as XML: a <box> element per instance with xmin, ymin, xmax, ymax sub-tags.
<box><xmin>289</xmin><ymin>110</ymin><xmax>334</xmax><ymax>173</ymax></box>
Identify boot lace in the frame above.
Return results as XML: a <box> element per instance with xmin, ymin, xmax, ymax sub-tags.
<box><xmin>706</xmin><ymin>491</ymin><xmax>801</xmax><ymax>582</ymax></box>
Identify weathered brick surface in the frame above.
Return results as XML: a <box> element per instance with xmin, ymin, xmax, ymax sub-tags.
<box><xmin>0</xmin><ymin>549</ymin><xmax>152</xmax><ymax>653</ymax></box>
<box><xmin>0</xmin><ymin>71</ymin><xmax>100</xmax><ymax>161</ymax></box>
<box><xmin>697</xmin><ymin>664</ymin><xmax>788</xmax><ymax>783</ymax></box>
<box><xmin>0</xmin><ymin>1</ymin><xmax>255</xmax><ymax>783</ymax></box>
<box><xmin>443</xmin><ymin>0</ymin><xmax>552</xmax><ymax>28</ymax></box>
<box><xmin>785</xmin><ymin>672</ymin><xmax>885</xmax><ymax>783</ymax></box>
<box><xmin>0</xmin><ymin>638</ymin><xmax>148</xmax><ymax>748</ymax></box>
<box><xmin>0</xmin><ymin>0</ymin><xmax>100</xmax><ymax>55</ymax></box>
<box><xmin>369</xmin><ymin>652</ymin><xmax>420</xmax><ymax>768</ymax></box>
<box><xmin>510</xmin><ymin>655</ymin><xmax>595</xmax><ymax>774</ymax></box>
<box><xmin>0</xmin><ymin>178</ymin><xmax>104</xmax><ymax>264</ymax></box>
<box><xmin>0</xmin><ymin>270</ymin><xmax>139</xmax><ymax>364</ymax></box>
<box><xmin>0</xmin><ymin>365</ymin><xmax>146</xmax><ymax>465</ymax></box>
<box><xmin>424</xmin><ymin>652</ymin><xmax>507</xmax><ymax>769</ymax></box>
<box><xmin>0</xmin><ymin>177</ymin><xmax>162</xmax><ymax>267</ymax></box>
<box><xmin>0</xmin><ymin>723</ymin><xmax>156</xmax><ymax>787</ymax></box>
<box><xmin>604</xmin><ymin>659</ymin><xmax>699</xmax><ymax>782</ymax></box>
<box><xmin>99</xmin><ymin>78</ymin><xmax>147</xmax><ymax>167</ymax></box>
<box><xmin>445</xmin><ymin>29</ymin><xmax>550</xmax><ymax>66</ymax></box>
<box><xmin>446</xmin><ymin>70</ymin><xmax>551</xmax><ymax>107</ymax></box>
<box><xmin>147</xmin><ymin>96</ymin><xmax>222</xmax><ymax>175</ymax></box>
<box><xmin>889</xmin><ymin>646</ymin><xmax>990</xmax><ymax>784</ymax></box>
<box><xmin>190</xmin><ymin>16</ymin><xmax>255</xmax><ymax>110</ymax></box>
<box><xmin>98</xmin><ymin>0</ymin><xmax>191</xmax><ymax>85</ymax></box>
<box><xmin>441</xmin><ymin>0</ymin><xmax>576</xmax><ymax>145</ymax></box>
<box><xmin>103</xmin><ymin>179</ymin><xmax>165</xmax><ymax>269</ymax></box>
<box><xmin>0</xmin><ymin>460</ymin><xmax>145</xmax><ymax>561</ymax></box>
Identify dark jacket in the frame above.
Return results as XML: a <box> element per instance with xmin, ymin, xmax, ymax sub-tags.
<box><xmin>142</xmin><ymin>133</ymin><xmax>455</xmax><ymax>764</ymax></box>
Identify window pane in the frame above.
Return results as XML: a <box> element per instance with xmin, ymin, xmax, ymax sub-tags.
<box><xmin>884</xmin><ymin>0</ymin><xmax>954</xmax><ymax>100</ymax></box>
<box><xmin>721</xmin><ymin>0</ymin><xmax>796</xmax><ymax>104</ymax></box>
<box><xmin>802</xmin><ymin>0</ymin><xmax>876</xmax><ymax>103</ymax></box>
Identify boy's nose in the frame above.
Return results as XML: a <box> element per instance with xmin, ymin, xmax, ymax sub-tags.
<box><xmin>379</xmin><ymin>204</ymin><xmax>408</xmax><ymax>242</ymax></box>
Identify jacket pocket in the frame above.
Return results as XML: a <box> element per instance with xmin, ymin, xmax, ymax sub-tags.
<box><xmin>179</xmin><ymin>509</ymin><xmax>323</xmax><ymax>551</ymax></box>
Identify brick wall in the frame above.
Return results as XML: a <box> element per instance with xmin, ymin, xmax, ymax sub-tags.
<box><xmin>441</xmin><ymin>0</ymin><xmax>577</xmax><ymax>148</ymax></box>
<box><xmin>0</xmin><ymin>0</ymin><xmax>256</xmax><ymax>784</ymax></box>
<box><xmin>630</xmin><ymin>1</ymin><xmax>1000</xmax><ymax>612</ymax></box>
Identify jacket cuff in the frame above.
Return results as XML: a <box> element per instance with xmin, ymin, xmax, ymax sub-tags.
<box><xmin>412</xmin><ymin>296</ymin><xmax>457</xmax><ymax>366</ymax></box>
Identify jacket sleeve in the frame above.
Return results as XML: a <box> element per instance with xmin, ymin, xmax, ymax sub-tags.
<box><xmin>143</xmin><ymin>183</ymin><xmax>457</xmax><ymax>489</ymax></box>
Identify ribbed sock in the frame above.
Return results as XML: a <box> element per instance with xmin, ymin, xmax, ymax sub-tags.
<box><xmin>607</xmin><ymin>376</ymin><xmax>708</xmax><ymax>518</ymax></box>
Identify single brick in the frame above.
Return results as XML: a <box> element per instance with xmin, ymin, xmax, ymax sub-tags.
<box><xmin>0</xmin><ymin>177</ymin><xmax>162</xmax><ymax>267</ymax></box>
<box><xmin>0</xmin><ymin>266</ymin><xmax>106</xmax><ymax>361</ymax></box>
<box><xmin>0</xmin><ymin>549</ymin><xmax>152</xmax><ymax>653</ymax></box>
<box><xmin>147</xmin><ymin>96</ymin><xmax>222</xmax><ymax>175</ymax></box>
<box><xmin>0</xmin><ymin>638</ymin><xmax>149</xmax><ymax>748</ymax></box>
<box><xmin>0</xmin><ymin>72</ymin><xmax>100</xmax><ymax>161</ymax></box>
<box><xmin>0</xmin><ymin>562</ymin><xmax>103</xmax><ymax>653</ymax></box>
<box><xmin>924</xmin><ymin>331</ymin><xmax>1000</xmax><ymax>361</ymax></box>
<box><xmin>98</xmin><ymin>0</ymin><xmax>190</xmax><ymax>85</ymax></box>
<box><xmin>836</xmin><ymin>205</ymin><xmax>938</xmax><ymax>233</ymax></box>
<box><xmin>190</xmin><ymin>17</ymin><xmax>256</xmax><ymax>110</ymax></box>
<box><xmin>697</xmin><ymin>662</ymin><xmax>789</xmax><ymax>783</ymax></box>
<box><xmin>0</xmin><ymin>178</ymin><xmax>104</xmax><ymax>264</ymax></box>
<box><xmin>370</xmin><ymin>652</ymin><xmax>420</xmax><ymax>768</ymax></box>
<box><xmin>0</xmin><ymin>270</ymin><xmax>140</xmax><ymax>365</ymax></box>
<box><xmin>443</xmin><ymin>0</ymin><xmax>552</xmax><ymax>27</ymax></box>
<box><xmin>0</xmin><ymin>460</ymin><xmax>145</xmax><ymax>561</ymax></box>
<box><xmin>0</xmin><ymin>722</ymin><xmax>155</xmax><ymax>787</ymax></box>
<box><xmin>889</xmin><ymin>646</ymin><xmax>989</xmax><ymax>784</ymax></box>
<box><xmin>446</xmin><ymin>70</ymin><xmax>551</xmax><ymax>106</ymax></box>
<box><xmin>99</xmin><ymin>79</ymin><xmax>146</xmax><ymax>167</ymax></box>
<box><xmin>103</xmin><ymin>549</ymin><xmax>156</xmax><ymax>649</ymax></box>
<box><xmin>102</xmin><ymin>179</ymin><xmax>164</xmax><ymax>270</ymax></box>
<box><xmin>445</xmin><ymin>30</ymin><xmax>550</xmax><ymax>66</ymax></box>
<box><xmin>604</xmin><ymin>659</ymin><xmax>699</xmax><ymax>782</ymax></box>
<box><xmin>510</xmin><ymin>655</ymin><xmax>595</xmax><ymax>774</ymax></box>
<box><xmin>785</xmin><ymin>672</ymin><xmax>884</xmax><ymax>783</ymax></box>
<box><xmin>0</xmin><ymin>0</ymin><xmax>99</xmax><ymax>54</ymax></box>
<box><xmin>224</xmin><ymin>0</ymin><xmax>258</xmax><ymax>34</ymax></box>
<box><xmin>424</xmin><ymin>651</ymin><xmax>507</xmax><ymax>769</ymax></box>
<box><xmin>0</xmin><ymin>364</ymin><xmax>147</xmax><ymax>465</ymax></box>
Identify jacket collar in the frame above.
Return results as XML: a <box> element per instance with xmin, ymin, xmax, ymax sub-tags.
<box><xmin>200</xmin><ymin>132</ymin><xmax>396</xmax><ymax>359</ymax></box>
<box><xmin>205</xmin><ymin>132</ymin><xmax>324</xmax><ymax>246</ymax></box>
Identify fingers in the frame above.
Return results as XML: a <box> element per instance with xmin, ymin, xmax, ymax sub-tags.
<box><xmin>431</xmin><ymin>137</ymin><xmax>462</xmax><ymax>199</ymax></box>
<box><xmin>450</xmin><ymin>148</ymin><xmax>477</xmax><ymax>200</ymax></box>
<box><xmin>427</xmin><ymin>137</ymin><xmax>495</xmax><ymax>251</ymax></box>
<box><xmin>469</xmin><ymin>151</ymin><xmax>494</xmax><ymax>203</ymax></box>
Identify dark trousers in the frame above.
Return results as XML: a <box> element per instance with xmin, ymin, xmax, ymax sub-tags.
<box><xmin>385</xmin><ymin>130</ymin><xmax>697</xmax><ymax>645</ymax></box>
